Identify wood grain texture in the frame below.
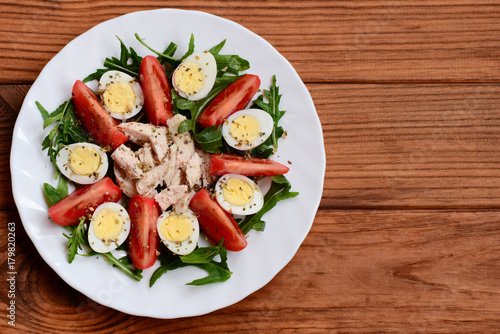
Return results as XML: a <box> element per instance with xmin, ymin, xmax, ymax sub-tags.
<box><xmin>1</xmin><ymin>0</ymin><xmax>500</xmax><ymax>333</ymax></box>
<box><xmin>1</xmin><ymin>1</ymin><xmax>500</xmax><ymax>84</ymax></box>
<box><xmin>317</xmin><ymin>83</ymin><xmax>500</xmax><ymax>209</ymax></box>
<box><xmin>1</xmin><ymin>210</ymin><xmax>499</xmax><ymax>333</ymax></box>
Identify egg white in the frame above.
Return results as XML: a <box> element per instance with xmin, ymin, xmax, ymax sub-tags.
<box><xmin>56</xmin><ymin>142</ymin><xmax>109</xmax><ymax>185</ymax></box>
<box><xmin>98</xmin><ymin>70</ymin><xmax>144</xmax><ymax>120</ymax></box>
<box><xmin>157</xmin><ymin>209</ymin><xmax>200</xmax><ymax>256</ymax></box>
<box><xmin>172</xmin><ymin>51</ymin><xmax>217</xmax><ymax>101</ymax></box>
<box><xmin>222</xmin><ymin>109</ymin><xmax>274</xmax><ymax>151</ymax></box>
<box><xmin>215</xmin><ymin>174</ymin><xmax>264</xmax><ymax>215</ymax></box>
<box><xmin>88</xmin><ymin>202</ymin><xmax>131</xmax><ymax>253</ymax></box>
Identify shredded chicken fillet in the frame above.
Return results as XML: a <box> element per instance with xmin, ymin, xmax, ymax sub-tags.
<box><xmin>185</xmin><ymin>152</ymin><xmax>203</xmax><ymax>188</ymax></box>
<box><xmin>118</xmin><ymin>122</ymin><xmax>170</xmax><ymax>161</ymax></box>
<box><xmin>136</xmin><ymin>144</ymin><xmax>181</xmax><ymax>198</ymax></box>
<box><xmin>114</xmin><ymin>164</ymin><xmax>139</xmax><ymax>198</ymax></box>
<box><xmin>111</xmin><ymin>144</ymin><xmax>143</xmax><ymax>179</ymax></box>
<box><xmin>155</xmin><ymin>185</ymin><xmax>189</xmax><ymax>212</ymax></box>
<box><xmin>196</xmin><ymin>148</ymin><xmax>215</xmax><ymax>187</ymax></box>
<box><xmin>116</xmin><ymin>119</ymin><xmax>205</xmax><ymax>212</ymax></box>
<box><xmin>167</xmin><ymin>114</ymin><xmax>195</xmax><ymax>158</ymax></box>
<box><xmin>135</xmin><ymin>143</ymin><xmax>156</xmax><ymax>172</ymax></box>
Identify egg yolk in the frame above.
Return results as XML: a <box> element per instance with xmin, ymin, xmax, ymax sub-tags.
<box><xmin>223</xmin><ymin>178</ymin><xmax>254</xmax><ymax>207</ymax></box>
<box><xmin>229</xmin><ymin>115</ymin><xmax>261</xmax><ymax>146</ymax></box>
<box><xmin>102</xmin><ymin>82</ymin><xmax>136</xmax><ymax>114</ymax></box>
<box><xmin>93</xmin><ymin>208</ymin><xmax>124</xmax><ymax>245</ymax></box>
<box><xmin>160</xmin><ymin>215</ymin><xmax>192</xmax><ymax>243</ymax></box>
<box><xmin>68</xmin><ymin>146</ymin><xmax>101</xmax><ymax>176</ymax></box>
<box><xmin>174</xmin><ymin>61</ymin><xmax>205</xmax><ymax>96</ymax></box>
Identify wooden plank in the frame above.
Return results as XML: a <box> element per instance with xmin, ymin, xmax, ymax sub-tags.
<box><xmin>316</xmin><ymin>83</ymin><xmax>500</xmax><ymax>208</ymax></box>
<box><xmin>1</xmin><ymin>1</ymin><xmax>500</xmax><ymax>84</ymax></box>
<box><xmin>1</xmin><ymin>209</ymin><xmax>498</xmax><ymax>332</ymax></box>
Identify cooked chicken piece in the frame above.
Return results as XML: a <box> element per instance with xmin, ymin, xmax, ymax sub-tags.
<box><xmin>117</xmin><ymin>122</ymin><xmax>157</xmax><ymax>144</ymax></box>
<box><xmin>150</xmin><ymin>126</ymin><xmax>169</xmax><ymax>162</ymax></box>
<box><xmin>136</xmin><ymin>143</ymin><xmax>156</xmax><ymax>173</ymax></box>
<box><xmin>111</xmin><ymin>144</ymin><xmax>143</xmax><ymax>179</ymax></box>
<box><xmin>114</xmin><ymin>165</ymin><xmax>139</xmax><ymax>198</ymax></box>
<box><xmin>185</xmin><ymin>152</ymin><xmax>203</xmax><ymax>188</ymax></box>
<box><xmin>167</xmin><ymin>114</ymin><xmax>195</xmax><ymax>159</ymax></box>
<box><xmin>154</xmin><ymin>185</ymin><xmax>189</xmax><ymax>212</ymax></box>
<box><xmin>162</xmin><ymin>144</ymin><xmax>182</xmax><ymax>187</ymax></box>
<box><xmin>196</xmin><ymin>148</ymin><xmax>215</xmax><ymax>187</ymax></box>
<box><xmin>118</xmin><ymin>122</ymin><xmax>170</xmax><ymax>161</ymax></box>
<box><xmin>136</xmin><ymin>144</ymin><xmax>181</xmax><ymax>197</ymax></box>
<box><xmin>172</xmin><ymin>190</ymin><xmax>196</xmax><ymax>214</ymax></box>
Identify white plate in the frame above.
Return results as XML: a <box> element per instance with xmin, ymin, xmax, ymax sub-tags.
<box><xmin>10</xmin><ymin>9</ymin><xmax>325</xmax><ymax>318</ymax></box>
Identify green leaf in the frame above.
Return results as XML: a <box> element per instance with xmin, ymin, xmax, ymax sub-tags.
<box><xmin>187</xmin><ymin>247</ymin><xmax>232</xmax><ymax>286</ymax></box>
<box><xmin>251</xmin><ymin>75</ymin><xmax>285</xmax><ymax>149</ymax></box>
<box><xmin>149</xmin><ymin>253</ymin><xmax>185</xmax><ymax>287</ymax></box>
<box><xmin>43</xmin><ymin>177</ymin><xmax>68</xmax><ymax>206</ymax></box>
<box><xmin>150</xmin><ymin>241</ymin><xmax>231</xmax><ymax>287</ymax></box>
<box><xmin>66</xmin><ymin>217</ymin><xmax>87</xmax><ymax>263</ymax></box>
<box><xmin>209</xmin><ymin>39</ymin><xmax>250</xmax><ymax>76</ymax></box>
<box><xmin>239</xmin><ymin>175</ymin><xmax>299</xmax><ymax>234</ymax></box>
<box><xmin>208</xmin><ymin>39</ymin><xmax>226</xmax><ymax>55</ymax></box>
<box><xmin>39</xmin><ymin>99</ymin><xmax>90</xmax><ymax>169</ymax></box>
<box><xmin>180</xmin><ymin>240</ymin><xmax>224</xmax><ymax>264</ymax></box>
<box><xmin>180</xmin><ymin>33</ymin><xmax>195</xmax><ymax>60</ymax></box>
<box><xmin>194</xmin><ymin>126</ymin><xmax>223</xmax><ymax>153</ymax></box>
<box><xmin>213</xmin><ymin>54</ymin><xmax>250</xmax><ymax>75</ymax></box>
<box><xmin>135</xmin><ymin>33</ymin><xmax>179</xmax><ymax>63</ymax></box>
<box><xmin>102</xmin><ymin>252</ymin><xmax>143</xmax><ymax>281</ymax></box>
<box><xmin>178</xmin><ymin>118</ymin><xmax>194</xmax><ymax>134</ymax></box>
<box><xmin>86</xmin><ymin>36</ymin><xmax>143</xmax><ymax>80</ymax></box>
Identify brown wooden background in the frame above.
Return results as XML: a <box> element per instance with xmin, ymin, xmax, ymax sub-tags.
<box><xmin>1</xmin><ymin>1</ymin><xmax>500</xmax><ymax>333</ymax></box>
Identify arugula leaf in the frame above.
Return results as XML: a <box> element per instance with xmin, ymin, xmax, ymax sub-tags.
<box><xmin>209</xmin><ymin>39</ymin><xmax>250</xmax><ymax>75</ymax></box>
<box><xmin>251</xmin><ymin>75</ymin><xmax>286</xmax><ymax>150</ymax></box>
<box><xmin>239</xmin><ymin>175</ymin><xmax>299</xmax><ymax>234</ymax></box>
<box><xmin>194</xmin><ymin>126</ymin><xmax>224</xmax><ymax>153</ymax></box>
<box><xmin>39</xmin><ymin>99</ymin><xmax>89</xmax><ymax>169</ymax></box>
<box><xmin>64</xmin><ymin>217</ymin><xmax>87</xmax><ymax>263</ymax></box>
<box><xmin>180</xmin><ymin>243</ymin><xmax>225</xmax><ymax>264</ymax></box>
<box><xmin>187</xmin><ymin>248</ymin><xmax>231</xmax><ymax>286</ymax></box>
<box><xmin>180</xmin><ymin>33</ymin><xmax>196</xmax><ymax>60</ymax></box>
<box><xmin>149</xmin><ymin>253</ymin><xmax>183</xmax><ymax>287</ymax></box>
<box><xmin>150</xmin><ymin>240</ymin><xmax>231</xmax><ymax>287</ymax></box>
<box><xmin>43</xmin><ymin>177</ymin><xmax>68</xmax><ymax>206</ymax></box>
<box><xmin>63</xmin><ymin>217</ymin><xmax>143</xmax><ymax>281</ymax></box>
<box><xmin>101</xmin><ymin>252</ymin><xmax>143</xmax><ymax>282</ymax></box>
<box><xmin>84</xmin><ymin>36</ymin><xmax>143</xmax><ymax>82</ymax></box>
<box><xmin>134</xmin><ymin>33</ymin><xmax>179</xmax><ymax>64</ymax></box>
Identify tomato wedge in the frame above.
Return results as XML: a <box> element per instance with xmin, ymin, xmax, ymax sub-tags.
<box><xmin>209</xmin><ymin>153</ymin><xmax>289</xmax><ymax>176</ymax></box>
<box><xmin>189</xmin><ymin>188</ymin><xmax>247</xmax><ymax>252</ymax></box>
<box><xmin>197</xmin><ymin>74</ymin><xmax>260</xmax><ymax>128</ymax></box>
<box><xmin>139</xmin><ymin>55</ymin><xmax>174</xmax><ymax>126</ymax></box>
<box><xmin>72</xmin><ymin>80</ymin><xmax>128</xmax><ymax>151</ymax></box>
<box><xmin>126</xmin><ymin>196</ymin><xmax>161</xmax><ymax>269</ymax></box>
<box><xmin>48</xmin><ymin>177</ymin><xmax>122</xmax><ymax>226</ymax></box>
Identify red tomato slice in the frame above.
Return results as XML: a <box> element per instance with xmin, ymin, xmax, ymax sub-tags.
<box><xmin>72</xmin><ymin>80</ymin><xmax>128</xmax><ymax>151</ymax></box>
<box><xmin>197</xmin><ymin>74</ymin><xmax>260</xmax><ymax>128</ymax></box>
<box><xmin>48</xmin><ymin>177</ymin><xmax>122</xmax><ymax>226</ymax></box>
<box><xmin>209</xmin><ymin>153</ymin><xmax>289</xmax><ymax>176</ymax></box>
<box><xmin>139</xmin><ymin>55</ymin><xmax>174</xmax><ymax>126</ymax></box>
<box><xmin>126</xmin><ymin>196</ymin><xmax>161</xmax><ymax>269</ymax></box>
<box><xmin>189</xmin><ymin>188</ymin><xmax>247</xmax><ymax>252</ymax></box>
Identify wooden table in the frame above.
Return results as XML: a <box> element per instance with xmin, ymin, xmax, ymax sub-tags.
<box><xmin>1</xmin><ymin>1</ymin><xmax>499</xmax><ymax>333</ymax></box>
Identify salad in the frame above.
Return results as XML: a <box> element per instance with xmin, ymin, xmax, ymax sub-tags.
<box><xmin>38</xmin><ymin>34</ymin><xmax>298</xmax><ymax>286</ymax></box>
